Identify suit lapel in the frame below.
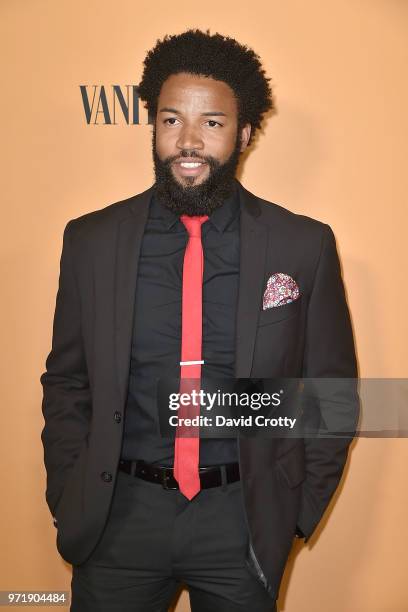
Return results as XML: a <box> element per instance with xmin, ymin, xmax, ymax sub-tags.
<box><xmin>234</xmin><ymin>181</ymin><xmax>268</xmax><ymax>377</ymax></box>
<box><xmin>114</xmin><ymin>186</ymin><xmax>153</xmax><ymax>407</ymax></box>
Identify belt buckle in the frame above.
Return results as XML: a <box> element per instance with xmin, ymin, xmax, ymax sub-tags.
<box><xmin>161</xmin><ymin>467</ymin><xmax>178</xmax><ymax>490</ymax></box>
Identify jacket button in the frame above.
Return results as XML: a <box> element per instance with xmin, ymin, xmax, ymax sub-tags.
<box><xmin>101</xmin><ymin>471</ymin><xmax>112</xmax><ymax>483</ymax></box>
<box><xmin>114</xmin><ymin>411</ymin><xmax>122</xmax><ymax>423</ymax></box>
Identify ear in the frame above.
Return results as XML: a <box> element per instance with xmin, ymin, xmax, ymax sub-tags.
<box><xmin>239</xmin><ymin>123</ymin><xmax>252</xmax><ymax>151</ymax></box>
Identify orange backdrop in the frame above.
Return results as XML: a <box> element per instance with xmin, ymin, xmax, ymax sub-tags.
<box><xmin>1</xmin><ymin>0</ymin><xmax>407</xmax><ymax>610</ymax></box>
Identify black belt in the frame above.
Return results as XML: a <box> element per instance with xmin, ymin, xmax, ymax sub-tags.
<box><xmin>118</xmin><ymin>459</ymin><xmax>240</xmax><ymax>490</ymax></box>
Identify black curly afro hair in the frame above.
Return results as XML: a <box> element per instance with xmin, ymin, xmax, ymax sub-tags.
<box><xmin>138</xmin><ymin>28</ymin><xmax>276</xmax><ymax>146</ymax></box>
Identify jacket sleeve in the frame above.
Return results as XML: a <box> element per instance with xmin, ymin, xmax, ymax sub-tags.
<box><xmin>40</xmin><ymin>220</ymin><xmax>92</xmax><ymax>517</ymax></box>
<box><xmin>298</xmin><ymin>223</ymin><xmax>360</xmax><ymax>542</ymax></box>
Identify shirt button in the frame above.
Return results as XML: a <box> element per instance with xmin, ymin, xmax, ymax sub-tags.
<box><xmin>101</xmin><ymin>471</ymin><xmax>112</xmax><ymax>483</ymax></box>
<box><xmin>114</xmin><ymin>411</ymin><xmax>122</xmax><ymax>423</ymax></box>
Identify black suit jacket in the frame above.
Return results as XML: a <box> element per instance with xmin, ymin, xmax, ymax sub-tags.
<box><xmin>40</xmin><ymin>179</ymin><xmax>359</xmax><ymax>600</ymax></box>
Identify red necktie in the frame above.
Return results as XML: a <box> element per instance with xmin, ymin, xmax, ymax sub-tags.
<box><xmin>173</xmin><ymin>214</ymin><xmax>208</xmax><ymax>500</ymax></box>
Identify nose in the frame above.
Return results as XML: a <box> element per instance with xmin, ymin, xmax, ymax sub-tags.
<box><xmin>176</xmin><ymin>123</ymin><xmax>204</xmax><ymax>152</ymax></box>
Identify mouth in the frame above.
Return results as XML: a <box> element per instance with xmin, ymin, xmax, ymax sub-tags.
<box><xmin>172</xmin><ymin>159</ymin><xmax>208</xmax><ymax>178</ymax></box>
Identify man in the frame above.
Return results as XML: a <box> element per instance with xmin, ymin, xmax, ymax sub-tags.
<box><xmin>40</xmin><ymin>29</ymin><xmax>359</xmax><ymax>611</ymax></box>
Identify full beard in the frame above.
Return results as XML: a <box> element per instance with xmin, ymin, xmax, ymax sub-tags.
<box><xmin>152</xmin><ymin>127</ymin><xmax>242</xmax><ymax>217</ymax></box>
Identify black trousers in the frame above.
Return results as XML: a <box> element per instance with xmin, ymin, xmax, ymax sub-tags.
<box><xmin>71</xmin><ymin>467</ymin><xmax>276</xmax><ymax>611</ymax></box>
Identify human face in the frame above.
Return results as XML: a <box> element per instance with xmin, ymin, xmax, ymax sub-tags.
<box><xmin>154</xmin><ymin>72</ymin><xmax>251</xmax><ymax>188</ymax></box>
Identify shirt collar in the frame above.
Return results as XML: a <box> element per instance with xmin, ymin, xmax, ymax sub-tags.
<box><xmin>151</xmin><ymin>180</ymin><xmax>240</xmax><ymax>233</ymax></box>
<box><xmin>150</xmin><ymin>194</ymin><xmax>178</xmax><ymax>230</ymax></box>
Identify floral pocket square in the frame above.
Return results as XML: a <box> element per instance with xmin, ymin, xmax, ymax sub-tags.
<box><xmin>263</xmin><ymin>273</ymin><xmax>300</xmax><ymax>309</ymax></box>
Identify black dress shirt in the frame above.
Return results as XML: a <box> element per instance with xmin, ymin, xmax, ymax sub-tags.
<box><xmin>120</xmin><ymin>182</ymin><xmax>241</xmax><ymax>466</ymax></box>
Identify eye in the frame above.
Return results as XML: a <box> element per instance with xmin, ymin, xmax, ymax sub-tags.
<box><xmin>206</xmin><ymin>120</ymin><xmax>223</xmax><ymax>127</ymax></box>
<box><xmin>163</xmin><ymin>117</ymin><xmax>180</xmax><ymax>125</ymax></box>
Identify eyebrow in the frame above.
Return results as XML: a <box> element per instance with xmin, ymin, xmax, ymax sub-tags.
<box><xmin>159</xmin><ymin>107</ymin><xmax>227</xmax><ymax>117</ymax></box>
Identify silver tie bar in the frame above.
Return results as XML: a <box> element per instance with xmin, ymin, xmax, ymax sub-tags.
<box><xmin>180</xmin><ymin>360</ymin><xmax>204</xmax><ymax>366</ymax></box>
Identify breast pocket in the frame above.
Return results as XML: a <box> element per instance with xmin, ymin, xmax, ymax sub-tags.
<box><xmin>258</xmin><ymin>295</ymin><xmax>302</xmax><ymax>327</ymax></box>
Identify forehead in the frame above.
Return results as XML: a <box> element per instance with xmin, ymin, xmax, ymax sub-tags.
<box><xmin>158</xmin><ymin>72</ymin><xmax>238</xmax><ymax>114</ymax></box>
